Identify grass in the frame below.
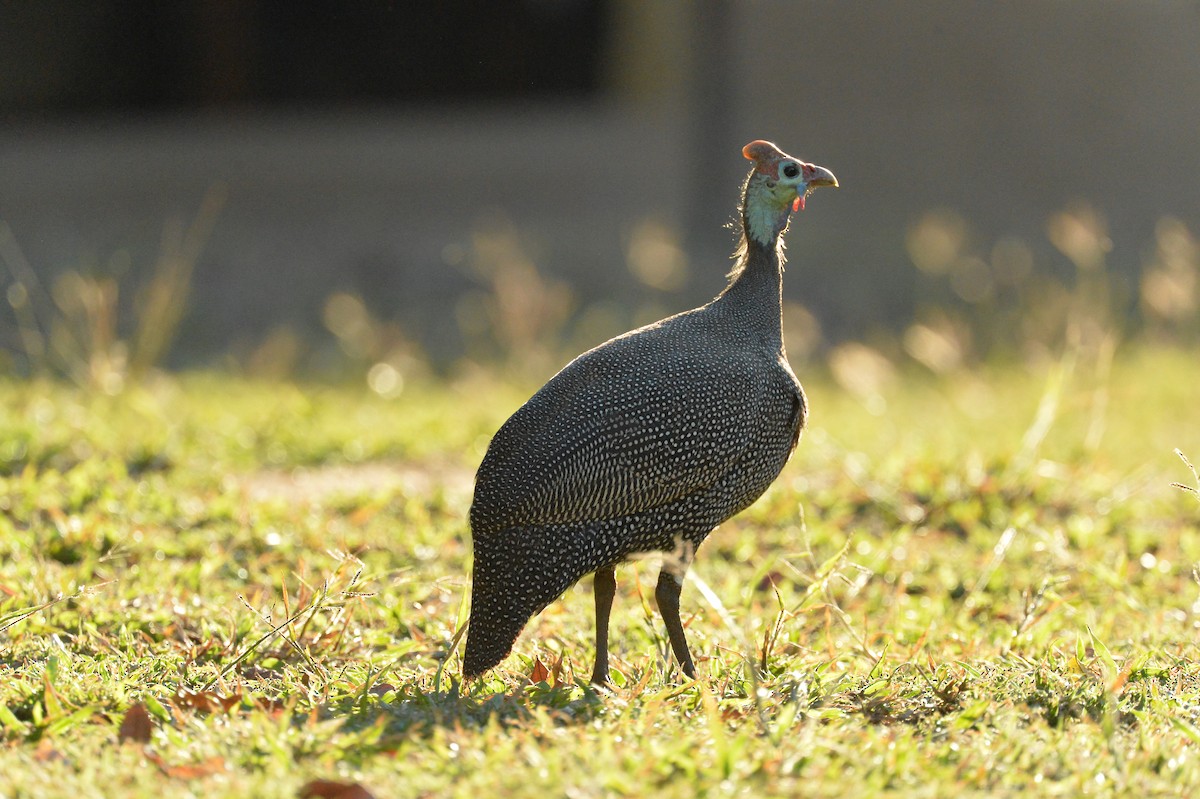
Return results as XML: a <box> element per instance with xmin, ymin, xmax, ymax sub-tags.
<box><xmin>1</xmin><ymin>345</ymin><xmax>1198</xmax><ymax>798</ymax></box>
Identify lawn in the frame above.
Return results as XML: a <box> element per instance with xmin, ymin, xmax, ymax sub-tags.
<box><xmin>1</xmin><ymin>345</ymin><xmax>1198</xmax><ymax>798</ymax></box>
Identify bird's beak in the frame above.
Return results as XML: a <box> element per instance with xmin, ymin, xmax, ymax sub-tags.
<box><xmin>802</xmin><ymin>163</ymin><xmax>838</xmax><ymax>189</ymax></box>
<box><xmin>792</xmin><ymin>163</ymin><xmax>838</xmax><ymax>211</ymax></box>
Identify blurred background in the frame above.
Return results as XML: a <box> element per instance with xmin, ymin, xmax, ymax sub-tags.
<box><xmin>1</xmin><ymin>0</ymin><xmax>1197</xmax><ymax>388</ymax></box>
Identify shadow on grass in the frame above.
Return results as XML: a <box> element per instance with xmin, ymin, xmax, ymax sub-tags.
<box><xmin>326</xmin><ymin>679</ymin><xmax>610</xmax><ymax>743</ymax></box>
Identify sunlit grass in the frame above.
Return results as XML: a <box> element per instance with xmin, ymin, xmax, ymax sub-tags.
<box><xmin>0</xmin><ymin>343</ymin><xmax>1197</xmax><ymax>797</ymax></box>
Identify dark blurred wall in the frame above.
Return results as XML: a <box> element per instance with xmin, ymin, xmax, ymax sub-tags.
<box><xmin>1</xmin><ymin>1</ymin><xmax>1197</xmax><ymax>368</ymax></box>
<box><xmin>0</xmin><ymin>1</ymin><xmax>607</xmax><ymax>116</ymax></box>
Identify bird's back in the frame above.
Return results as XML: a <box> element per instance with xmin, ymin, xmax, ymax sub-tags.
<box><xmin>470</xmin><ymin>300</ymin><xmax>805</xmax><ymax>554</ymax></box>
<box><xmin>463</xmin><ymin>302</ymin><xmax>804</xmax><ymax>676</ymax></box>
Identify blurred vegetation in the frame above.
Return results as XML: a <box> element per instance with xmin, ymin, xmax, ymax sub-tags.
<box><xmin>0</xmin><ymin>188</ymin><xmax>224</xmax><ymax>392</ymax></box>
<box><xmin>4</xmin><ymin>202</ymin><xmax>1198</xmax><ymax>395</ymax></box>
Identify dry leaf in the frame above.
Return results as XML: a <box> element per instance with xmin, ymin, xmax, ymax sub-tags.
<box><xmin>1110</xmin><ymin>661</ymin><xmax>1135</xmax><ymax>697</ymax></box>
<box><xmin>145</xmin><ymin>751</ymin><xmax>228</xmax><ymax>779</ymax></box>
<box><xmin>239</xmin><ymin>665</ymin><xmax>281</xmax><ymax>682</ymax></box>
<box><xmin>348</xmin><ymin>506</ymin><xmax>378</xmax><ymax>526</ymax></box>
<box><xmin>166</xmin><ymin>756</ymin><xmax>228</xmax><ymax>779</ymax></box>
<box><xmin>34</xmin><ymin>739</ymin><xmax>69</xmax><ymax>764</ymax></box>
<box><xmin>172</xmin><ymin>688</ymin><xmax>242</xmax><ymax>714</ymax></box>
<box><xmin>755</xmin><ymin>571</ymin><xmax>785</xmax><ymax>592</ymax></box>
<box><xmin>548</xmin><ymin>651</ymin><xmax>565</xmax><ymax>687</ymax></box>
<box><xmin>529</xmin><ymin>656</ymin><xmax>550</xmax><ymax>683</ymax></box>
<box><xmin>299</xmin><ymin>779</ymin><xmax>376</xmax><ymax>799</ymax></box>
<box><xmin>249</xmin><ymin>694</ymin><xmax>290</xmax><ymax>713</ymax></box>
<box><xmin>118</xmin><ymin>702</ymin><xmax>153</xmax><ymax>744</ymax></box>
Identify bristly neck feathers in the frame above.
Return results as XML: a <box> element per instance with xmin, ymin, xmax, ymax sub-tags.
<box><xmin>718</xmin><ymin>170</ymin><xmax>792</xmax><ymax>343</ymax></box>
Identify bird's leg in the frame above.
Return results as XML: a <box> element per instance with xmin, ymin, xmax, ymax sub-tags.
<box><xmin>657</xmin><ymin>540</ymin><xmax>696</xmax><ymax>680</ymax></box>
<box><xmin>591</xmin><ymin>565</ymin><xmax>617</xmax><ymax>685</ymax></box>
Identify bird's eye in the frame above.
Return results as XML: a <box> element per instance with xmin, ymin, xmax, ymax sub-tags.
<box><xmin>782</xmin><ymin>163</ymin><xmax>800</xmax><ymax>179</ymax></box>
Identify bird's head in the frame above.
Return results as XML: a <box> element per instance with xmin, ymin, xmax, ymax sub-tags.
<box><xmin>740</xmin><ymin>140</ymin><xmax>838</xmax><ymax>245</ymax></box>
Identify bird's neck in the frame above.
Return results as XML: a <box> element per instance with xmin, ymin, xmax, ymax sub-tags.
<box><xmin>742</xmin><ymin>177</ymin><xmax>792</xmax><ymax>248</ymax></box>
<box><xmin>718</xmin><ymin>227</ymin><xmax>786</xmax><ymax>347</ymax></box>
<box><xmin>714</xmin><ymin>173</ymin><xmax>795</xmax><ymax>346</ymax></box>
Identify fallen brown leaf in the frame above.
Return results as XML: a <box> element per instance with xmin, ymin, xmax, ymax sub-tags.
<box><xmin>529</xmin><ymin>656</ymin><xmax>550</xmax><ymax>683</ymax></box>
<box><xmin>248</xmin><ymin>694</ymin><xmax>291</xmax><ymax>713</ymax></box>
<box><xmin>145</xmin><ymin>751</ymin><xmax>228</xmax><ymax>779</ymax></box>
<box><xmin>755</xmin><ymin>571</ymin><xmax>786</xmax><ymax>592</ymax></box>
<box><xmin>299</xmin><ymin>779</ymin><xmax>376</xmax><ymax>799</ymax></box>
<box><xmin>34</xmin><ymin>739</ymin><xmax>69</xmax><ymax>764</ymax></box>
<box><xmin>548</xmin><ymin>651</ymin><xmax>565</xmax><ymax>687</ymax></box>
<box><xmin>118</xmin><ymin>702</ymin><xmax>153</xmax><ymax>744</ymax></box>
<box><xmin>348</xmin><ymin>506</ymin><xmax>378</xmax><ymax>526</ymax></box>
<box><xmin>172</xmin><ymin>688</ymin><xmax>242</xmax><ymax>714</ymax></box>
<box><xmin>168</xmin><ymin>756</ymin><xmax>227</xmax><ymax>779</ymax></box>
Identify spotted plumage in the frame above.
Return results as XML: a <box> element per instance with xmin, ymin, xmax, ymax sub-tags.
<box><xmin>464</xmin><ymin>140</ymin><xmax>838</xmax><ymax>682</ymax></box>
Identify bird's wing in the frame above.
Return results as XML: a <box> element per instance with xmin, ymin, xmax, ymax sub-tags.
<box><xmin>470</xmin><ymin>330</ymin><xmax>768</xmax><ymax>534</ymax></box>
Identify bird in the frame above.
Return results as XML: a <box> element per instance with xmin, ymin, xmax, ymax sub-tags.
<box><xmin>463</xmin><ymin>140</ymin><xmax>838</xmax><ymax>684</ymax></box>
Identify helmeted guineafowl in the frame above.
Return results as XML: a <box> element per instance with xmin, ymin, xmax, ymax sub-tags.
<box><xmin>464</xmin><ymin>140</ymin><xmax>838</xmax><ymax>683</ymax></box>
